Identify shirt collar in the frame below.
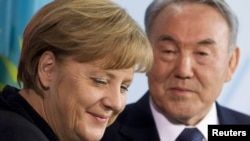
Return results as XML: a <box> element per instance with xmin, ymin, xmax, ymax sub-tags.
<box><xmin>150</xmin><ymin>96</ymin><xmax>219</xmax><ymax>141</ymax></box>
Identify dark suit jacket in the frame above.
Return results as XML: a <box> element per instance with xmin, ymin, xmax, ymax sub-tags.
<box><xmin>101</xmin><ymin>91</ymin><xmax>250</xmax><ymax>141</ymax></box>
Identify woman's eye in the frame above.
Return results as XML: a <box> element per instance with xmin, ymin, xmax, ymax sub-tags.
<box><xmin>120</xmin><ymin>85</ymin><xmax>129</xmax><ymax>92</ymax></box>
<box><xmin>92</xmin><ymin>78</ymin><xmax>107</xmax><ymax>85</ymax></box>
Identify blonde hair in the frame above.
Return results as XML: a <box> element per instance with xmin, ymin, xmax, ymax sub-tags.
<box><xmin>18</xmin><ymin>0</ymin><xmax>153</xmax><ymax>94</ymax></box>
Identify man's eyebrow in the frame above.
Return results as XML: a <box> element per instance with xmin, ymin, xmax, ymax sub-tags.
<box><xmin>197</xmin><ymin>38</ymin><xmax>216</xmax><ymax>45</ymax></box>
<box><xmin>159</xmin><ymin>35</ymin><xmax>176</xmax><ymax>42</ymax></box>
<box><xmin>158</xmin><ymin>35</ymin><xmax>217</xmax><ymax>47</ymax></box>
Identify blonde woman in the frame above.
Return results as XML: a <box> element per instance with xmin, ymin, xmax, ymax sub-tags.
<box><xmin>0</xmin><ymin>0</ymin><xmax>153</xmax><ymax>140</ymax></box>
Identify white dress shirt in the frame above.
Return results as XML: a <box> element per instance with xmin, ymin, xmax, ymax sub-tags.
<box><xmin>150</xmin><ymin>97</ymin><xmax>219</xmax><ymax>141</ymax></box>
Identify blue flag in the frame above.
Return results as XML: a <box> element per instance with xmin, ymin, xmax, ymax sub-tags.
<box><xmin>0</xmin><ymin>0</ymin><xmax>51</xmax><ymax>90</ymax></box>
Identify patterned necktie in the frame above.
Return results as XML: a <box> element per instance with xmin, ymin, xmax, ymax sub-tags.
<box><xmin>176</xmin><ymin>128</ymin><xmax>203</xmax><ymax>141</ymax></box>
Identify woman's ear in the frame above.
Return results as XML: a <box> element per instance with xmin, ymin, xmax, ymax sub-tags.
<box><xmin>38</xmin><ymin>51</ymin><xmax>56</xmax><ymax>90</ymax></box>
<box><xmin>225</xmin><ymin>47</ymin><xmax>240</xmax><ymax>82</ymax></box>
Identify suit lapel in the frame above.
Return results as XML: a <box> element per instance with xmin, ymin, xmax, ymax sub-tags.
<box><xmin>120</xmin><ymin>92</ymin><xmax>160</xmax><ymax>141</ymax></box>
<box><xmin>216</xmin><ymin>102</ymin><xmax>250</xmax><ymax>124</ymax></box>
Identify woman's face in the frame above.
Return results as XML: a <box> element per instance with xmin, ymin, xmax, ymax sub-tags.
<box><xmin>41</xmin><ymin>55</ymin><xmax>134</xmax><ymax>141</ymax></box>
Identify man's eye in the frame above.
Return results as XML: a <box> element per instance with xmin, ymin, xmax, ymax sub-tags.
<box><xmin>197</xmin><ymin>52</ymin><xmax>209</xmax><ymax>56</ymax></box>
<box><xmin>163</xmin><ymin>50</ymin><xmax>176</xmax><ymax>54</ymax></box>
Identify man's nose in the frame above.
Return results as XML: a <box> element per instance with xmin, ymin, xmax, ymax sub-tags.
<box><xmin>174</xmin><ymin>55</ymin><xmax>194</xmax><ymax>79</ymax></box>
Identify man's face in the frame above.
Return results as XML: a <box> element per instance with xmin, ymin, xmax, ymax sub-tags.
<box><xmin>147</xmin><ymin>3</ymin><xmax>239</xmax><ymax>125</ymax></box>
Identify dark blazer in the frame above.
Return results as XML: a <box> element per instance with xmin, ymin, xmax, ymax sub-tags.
<box><xmin>0</xmin><ymin>110</ymin><xmax>49</xmax><ymax>141</ymax></box>
<box><xmin>0</xmin><ymin>85</ymin><xmax>59</xmax><ymax>141</ymax></box>
<box><xmin>101</xmin><ymin>91</ymin><xmax>250</xmax><ymax>141</ymax></box>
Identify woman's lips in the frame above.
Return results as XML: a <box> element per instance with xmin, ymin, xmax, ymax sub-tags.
<box><xmin>88</xmin><ymin>112</ymin><xmax>109</xmax><ymax>123</ymax></box>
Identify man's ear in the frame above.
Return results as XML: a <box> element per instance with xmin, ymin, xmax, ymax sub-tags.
<box><xmin>225</xmin><ymin>47</ymin><xmax>240</xmax><ymax>82</ymax></box>
<box><xmin>38</xmin><ymin>51</ymin><xmax>56</xmax><ymax>90</ymax></box>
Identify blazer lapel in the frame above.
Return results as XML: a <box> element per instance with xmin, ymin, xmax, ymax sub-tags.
<box><xmin>120</xmin><ymin>92</ymin><xmax>160</xmax><ymax>141</ymax></box>
<box><xmin>216</xmin><ymin>102</ymin><xmax>250</xmax><ymax>124</ymax></box>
